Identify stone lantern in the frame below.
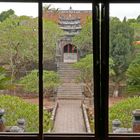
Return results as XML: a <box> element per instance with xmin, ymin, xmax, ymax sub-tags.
<box><xmin>112</xmin><ymin>119</ymin><xmax>121</xmax><ymax>132</ymax></box>
<box><xmin>9</xmin><ymin>119</ymin><xmax>25</xmax><ymax>133</ymax></box>
<box><xmin>132</xmin><ymin>109</ymin><xmax>140</xmax><ymax>133</ymax></box>
<box><xmin>17</xmin><ymin>118</ymin><xmax>25</xmax><ymax>131</ymax></box>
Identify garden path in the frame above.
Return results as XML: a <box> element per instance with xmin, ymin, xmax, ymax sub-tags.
<box><xmin>53</xmin><ymin>100</ymin><xmax>86</xmax><ymax>133</ymax></box>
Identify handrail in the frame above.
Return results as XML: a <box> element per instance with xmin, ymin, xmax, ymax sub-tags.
<box><xmin>50</xmin><ymin>102</ymin><xmax>59</xmax><ymax>132</ymax></box>
<box><xmin>82</xmin><ymin>104</ymin><xmax>92</xmax><ymax>133</ymax></box>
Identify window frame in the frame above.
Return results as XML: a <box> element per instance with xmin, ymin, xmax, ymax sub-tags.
<box><xmin>101</xmin><ymin>0</ymin><xmax>140</xmax><ymax>140</ymax></box>
<box><xmin>0</xmin><ymin>0</ymin><xmax>140</xmax><ymax>140</ymax></box>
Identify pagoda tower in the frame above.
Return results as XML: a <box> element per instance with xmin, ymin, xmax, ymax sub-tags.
<box><xmin>56</xmin><ymin>7</ymin><xmax>82</xmax><ymax>63</ymax></box>
<box><xmin>59</xmin><ymin>6</ymin><xmax>82</xmax><ymax>38</ymax></box>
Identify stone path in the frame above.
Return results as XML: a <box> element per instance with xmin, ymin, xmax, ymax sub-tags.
<box><xmin>53</xmin><ymin>100</ymin><xmax>86</xmax><ymax>133</ymax></box>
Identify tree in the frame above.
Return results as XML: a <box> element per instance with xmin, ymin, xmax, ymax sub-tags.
<box><xmin>73</xmin><ymin>54</ymin><xmax>115</xmax><ymax>97</ymax></box>
<box><xmin>127</xmin><ymin>18</ymin><xmax>137</xmax><ymax>24</ymax></box>
<box><xmin>0</xmin><ymin>15</ymin><xmax>38</xmax><ymax>80</ymax></box>
<box><xmin>0</xmin><ymin>67</ymin><xmax>12</xmax><ymax>90</ymax></box>
<box><xmin>109</xmin><ymin>58</ymin><xmax>115</xmax><ymax>76</ymax></box>
<box><xmin>43</xmin><ymin>4</ymin><xmax>60</xmax><ymax>13</ymax></box>
<box><xmin>43</xmin><ymin>4</ymin><xmax>52</xmax><ymax>12</ymax></box>
<box><xmin>137</xmin><ymin>15</ymin><xmax>140</xmax><ymax>23</ymax></box>
<box><xmin>73</xmin><ymin>54</ymin><xmax>93</xmax><ymax>97</ymax></box>
<box><xmin>0</xmin><ymin>15</ymin><xmax>63</xmax><ymax>80</ymax></box>
<box><xmin>129</xmin><ymin>20</ymin><xmax>140</xmax><ymax>41</ymax></box>
<box><xmin>0</xmin><ymin>9</ymin><xmax>15</xmax><ymax>22</ymax></box>
<box><xmin>72</xmin><ymin>16</ymin><xmax>92</xmax><ymax>55</ymax></box>
<box><xmin>110</xmin><ymin>17</ymin><xmax>134</xmax><ymax>97</ymax></box>
<box><xmin>126</xmin><ymin>53</ymin><xmax>140</xmax><ymax>93</ymax></box>
<box><xmin>43</xmin><ymin>19</ymin><xmax>64</xmax><ymax>61</ymax></box>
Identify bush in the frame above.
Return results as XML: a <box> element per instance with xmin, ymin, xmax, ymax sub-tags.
<box><xmin>19</xmin><ymin>70</ymin><xmax>60</xmax><ymax>93</ymax></box>
<box><xmin>126</xmin><ymin>53</ymin><xmax>140</xmax><ymax>94</ymax></box>
<box><xmin>109</xmin><ymin>96</ymin><xmax>140</xmax><ymax>132</ymax></box>
<box><xmin>0</xmin><ymin>95</ymin><xmax>51</xmax><ymax>132</ymax></box>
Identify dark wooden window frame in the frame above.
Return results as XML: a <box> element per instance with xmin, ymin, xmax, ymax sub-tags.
<box><xmin>101</xmin><ymin>0</ymin><xmax>140</xmax><ymax>140</ymax></box>
<box><xmin>0</xmin><ymin>0</ymin><xmax>140</xmax><ymax>140</ymax></box>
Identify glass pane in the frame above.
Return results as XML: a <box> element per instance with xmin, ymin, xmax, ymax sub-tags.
<box><xmin>42</xmin><ymin>3</ymin><xmax>94</xmax><ymax>133</ymax></box>
<box><xmin>0</xmin><ymin>3</ymin><xmax>38</xmax><ymax>133</ymax></box>
<box><xmin>109</xmin><ymin>3</ymin><xmax>140</xmax><ymax>134</ymax></box>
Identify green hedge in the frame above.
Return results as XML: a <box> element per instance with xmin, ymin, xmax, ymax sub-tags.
<box><xmin>109</xmin><ymin>96</ymin><xmax>140</xmax><ymax>132</ymax></box>
<box><xmin>0</xmin><ymin>95</ymin><xmax>51</xmax><ymax>132</ymax></box>
<box><xmin>19</xmin><ymin>70</ymin><xmax>60</xmax><ymax>93</ymax></box>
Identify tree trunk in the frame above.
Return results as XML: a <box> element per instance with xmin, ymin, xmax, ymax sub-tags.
<box><xmin>113</xmin><ymin>82</ymin><xmax>120</xmax><ymax>97</ymax></box>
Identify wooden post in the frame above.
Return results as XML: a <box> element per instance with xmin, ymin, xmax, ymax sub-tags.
<box><xmin>132</xmin><ymin>109</ymin><xmax>140</xmax><ymax>133</ymax></box>
<box><xmin>0</xmin><ymin>109</ymin><xmax>5</xmax><ymax>132</ymax></box>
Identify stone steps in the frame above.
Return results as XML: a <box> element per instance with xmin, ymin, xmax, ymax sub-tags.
<box><xmin>57</xmin><ymin>92</ymin><xmax>82</xmax><ymax>95</ymax></box>
<box><xmin>58</xmin><ymin>88</ymin><xmax>82</xmax><ymax>91</ymax></box>
<box><xmin>59</xmin><ymin>75</ymin><xmax>78</xmax><ymax>78</ymax></box>
<box><xmin>57</xmin><ymin>95</ymin><xmax>83</xmax><ymax>100</ymax></box>
<box><xmin>58</xmin><ymin>89</ymin><xmax>82</xmax><ymax>92</ymax></box>
<box><xmin>59</xmin><ymin>78</ymin><xmax>77</xmax><ymax>83</ymax></box>
<box><xmin>58</xmin><ymin>89</ymin><xmax>81</xmax><ymax>92</ymax></box>
<box><xmin>58</xmin><ymin>84</ymin><xmax>81</xmax><ymax>87</ymax></box>
<box><xmin>58</xmin><ymin>90</ymin><xmax>81</xmax><ymax>92</ymax></box>
<box><xmin>58</xmin><ymin>73</ymin><xmax>79</xmax><ymax>76</ymax></box>
<box><xmin>60</xmin><ymin>75</ymin><xmax>78</xmax><ymax>77</ymax></box>
<box><xmin>58</xmin><ymin>71</ymin><xmax>79</xmax><ymax>75</ymax></box>
<box><xmin>57</xmin><ymin>63</ymin><xmax>83</xmax><ymax>100</ymax></box>
<box><xmin>57</xmin><ymin>94</ymin><xmax>82</xmax><ymax>97</ymax></box>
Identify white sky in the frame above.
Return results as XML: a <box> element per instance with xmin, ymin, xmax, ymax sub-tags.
<box><xmin>0</xmin><ymin>3</ymin><xmax>140</xmax><ymax>20</ymax></box>
<box><xmin>110</xmin><ymin>4</ymin><xmax>140</xmax><ymax>20</ymax></box>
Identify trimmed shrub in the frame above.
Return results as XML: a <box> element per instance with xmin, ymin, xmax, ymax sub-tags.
<box><xmin>0</xmin><ymin>95</ymin><xmax>51</xmax><ymax>132</ymax></box>
<box><xmin>109</xmin><ymin>96</ymin><xmax>140</xmax><ymax>132</ymax></box>
<box><xmin>19</xmin><ymin>70</ymin><xmax>60</xmax><ymax>93</ymax></box>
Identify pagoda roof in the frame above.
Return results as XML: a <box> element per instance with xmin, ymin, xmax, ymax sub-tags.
<box><xmin>60</xmin><ymin>26</ymin><xmax>82</xmax><ymax>30</ymax></box>
<box><xmin>59</xmin><ymin>22</ymin><xmax>80</xmax><ymax>26</ymax></box>
<box><xmin>58</xmin><ymin>21</ymin><xmax>81</xmax><ymax>25</ymax></box>
<box><xmin>59</xmin><ymin>16</ymin><xmax>80</xmax><ymax>21</ymax></box>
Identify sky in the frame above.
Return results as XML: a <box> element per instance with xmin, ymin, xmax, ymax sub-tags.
<box><xmin>0</xmin><ymin>3</ymin><xmax>140</xmax><ymax>20</ymax></box>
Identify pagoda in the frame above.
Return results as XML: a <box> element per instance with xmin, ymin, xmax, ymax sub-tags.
<box><xmin>56</xmin><ymin>7</ymin><xmax>82</xmax><ymax>63</ymax></box>
<box><xmin>59</xmin><ymin>6</ymin><xmax>82</xmax><ymax>38</ymax></box>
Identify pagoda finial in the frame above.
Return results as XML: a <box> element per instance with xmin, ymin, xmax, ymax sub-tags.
<box><xmin>69</xmin><ymin>6</ymin><xmax>72</xmax><ymax>10</ymax></box>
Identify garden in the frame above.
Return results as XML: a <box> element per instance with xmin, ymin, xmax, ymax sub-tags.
<box><xmin>0</xmin><ymin>7</ymin><xmax>140</xmax><ymax>133</ymax></box>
